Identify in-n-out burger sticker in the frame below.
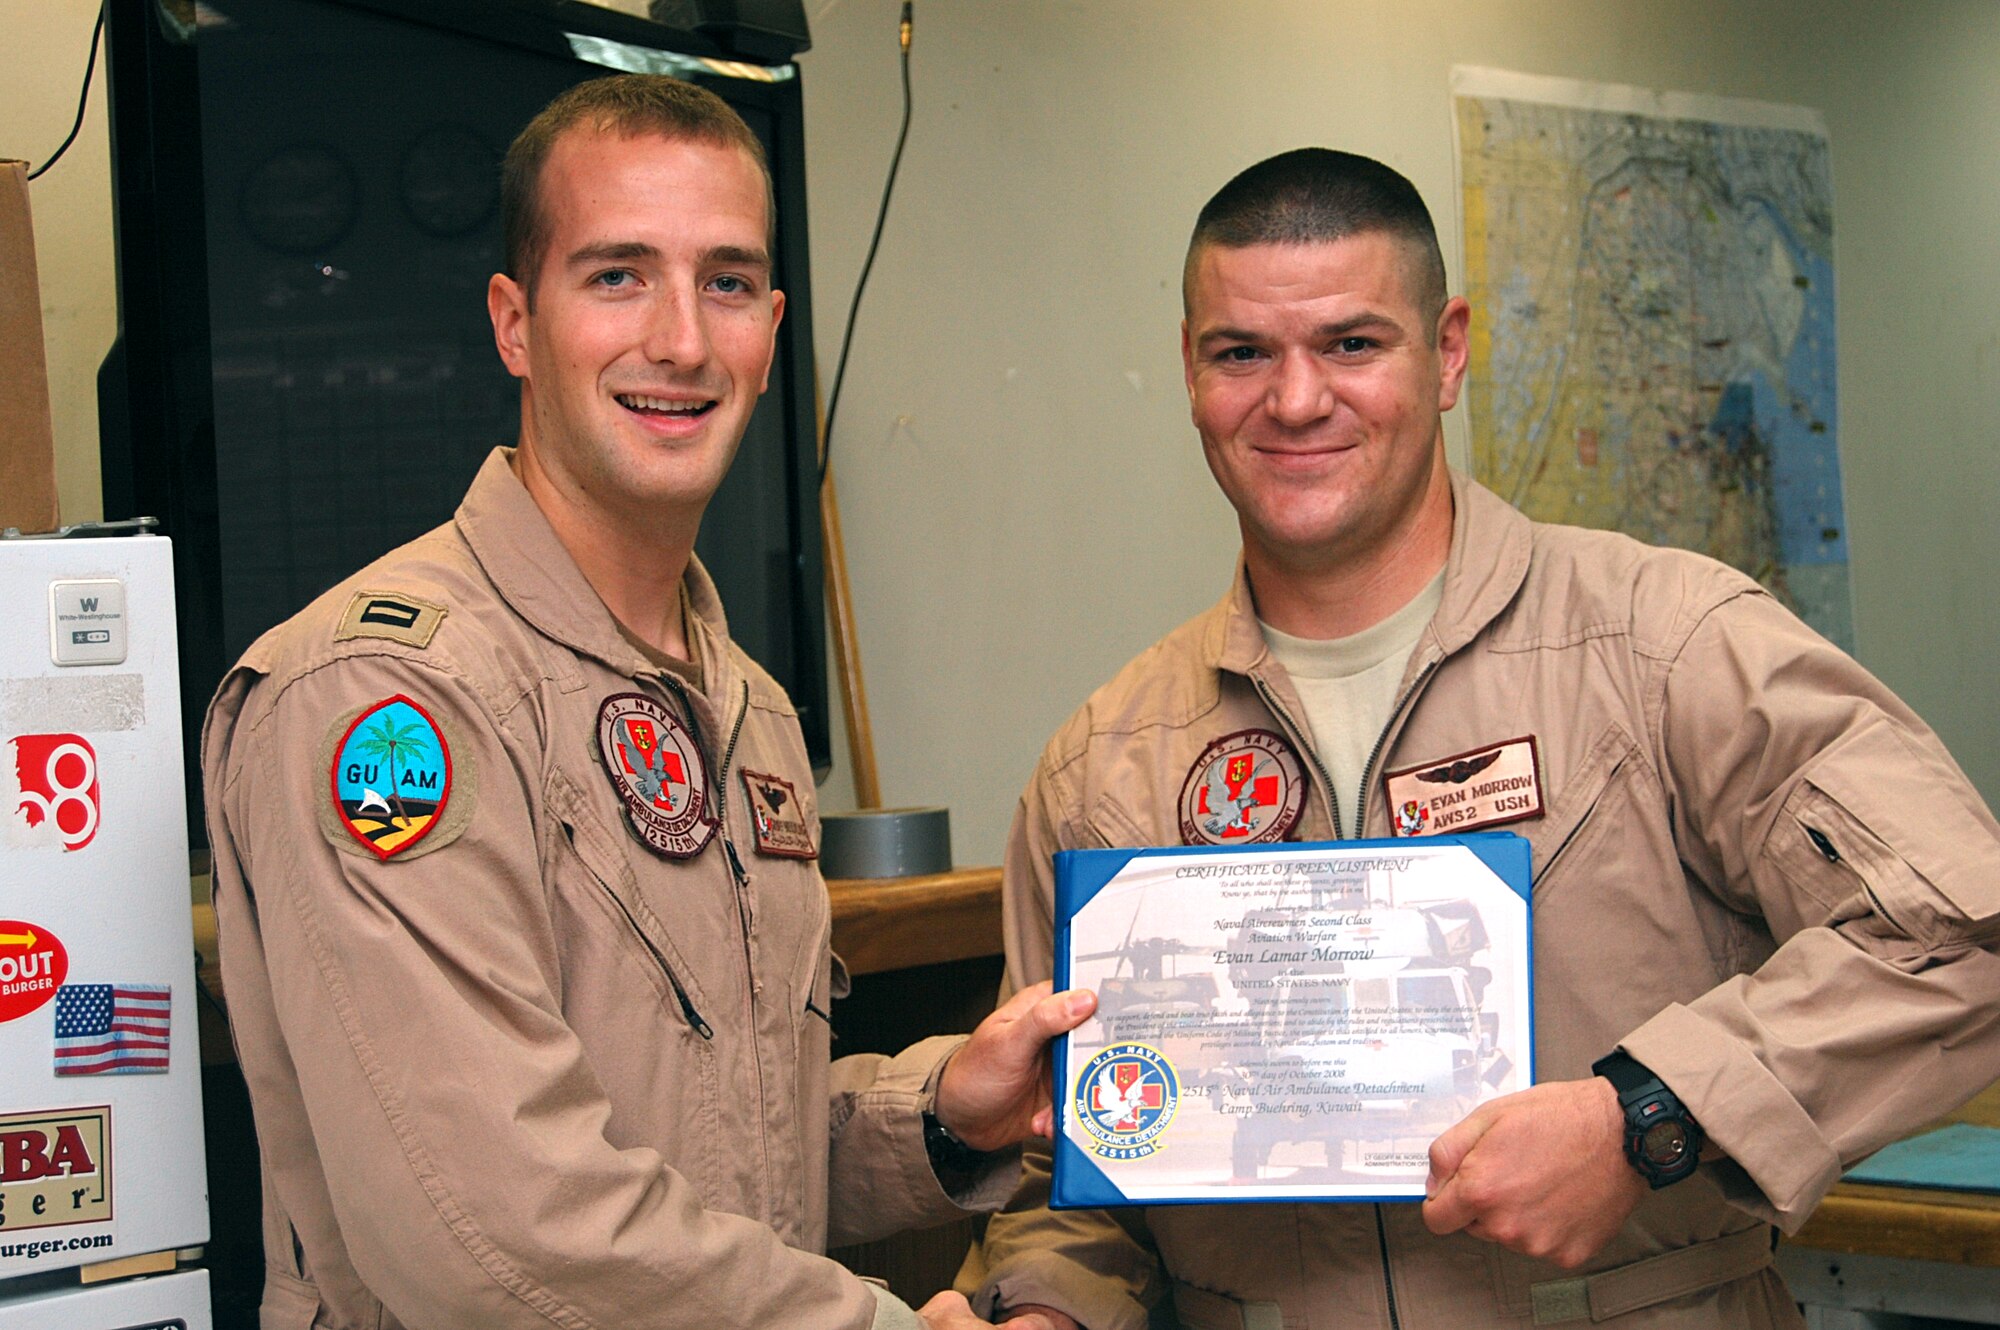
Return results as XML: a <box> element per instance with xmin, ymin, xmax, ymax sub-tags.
<box><xmin>0</xmin><ymin>922</ymin><xmax>66</xmax><ymax>1024</ymax></box>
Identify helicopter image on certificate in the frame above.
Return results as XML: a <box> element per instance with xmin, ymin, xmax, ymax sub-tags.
<box><xmin>1057</xmin><ymin>839</ymin><xmax>1530</xmax><ymax>1202</ymax></box>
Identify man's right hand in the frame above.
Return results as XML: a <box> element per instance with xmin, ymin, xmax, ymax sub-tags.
<box><xmin>916</xmin><ymin>1290</ymin><xmax>1067</xmax><ymax>1330</ymax></box>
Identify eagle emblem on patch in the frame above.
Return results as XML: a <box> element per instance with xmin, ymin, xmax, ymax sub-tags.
<box><xmin>742</xmin><ymin>770</ymin><xmax>815</xmax><ymax>860</ymax></box>
<box><xmin>597</xmin><ymin>693</ymin><xmax>716</xmax><ymax>860</ymax></box>
<box><xmin>1177</xmin><ymin>728</ymin><xmax>1305</xmax><ymax>846</ymax></box>
<box><xmin>330</xmin><ymin>695</ymin><xmax>453</xmax><ymax>859</ymax></box>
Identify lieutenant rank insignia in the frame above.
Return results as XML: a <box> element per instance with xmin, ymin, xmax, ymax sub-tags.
<box><xmin>330</xmin><ymin>695</ymin><xmax>454</xmax><ymax>859</ymax></box>
<box><xmin>742</xmin><ymin>770</ymin><xmax>815</xmax><ymax>860</ymax></box>
<box><xmin>1177</xmin><ymin>728</ymin><xmax>1306</xmax><ymax>846</ymax></box>
<box><xmin>598</xmin><ymin>693</ymin><xmax>717</xmax><ymax>860</ymax></box>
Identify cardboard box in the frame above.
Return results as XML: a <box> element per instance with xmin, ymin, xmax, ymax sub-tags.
<box><xmin>0</xmin><ymin>159</ymin><xmax>60</xmax><ymax>534</ymax></box>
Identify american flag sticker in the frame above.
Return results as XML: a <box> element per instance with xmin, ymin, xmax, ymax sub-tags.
<box><xmin>53</xmin><ymin>984</ymin><xmax>171</xmax><ymax>1076</ymax></box>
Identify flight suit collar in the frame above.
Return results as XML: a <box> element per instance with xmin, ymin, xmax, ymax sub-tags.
<box><xmin>453</xmin><ymin>447</ymin><xmax>736</xmax><ymax>699</ymax></box>
<box><xmin>1205</xmin><ymin>467</ymin><xmax>1535</xmax><ymax>678</ymax></box>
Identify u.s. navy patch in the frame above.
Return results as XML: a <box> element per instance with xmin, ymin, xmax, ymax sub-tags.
<box><xmin>1178</xmin><ymin>728</ymin><xmax>1305</xmax><ymax>846</ymax></box>
<box><xmin>742</xmin><ymin>770</ymin><xmax>815</xmax><ymax>860</ymax></box>
<box><xmin>329</xmin><ymin>695</ymin><xmax>454</xmax><ymax>860</ymax></box>
<box><xmin>333</xmin><ymin>591</ymin><xmax>447</xmax><ymax>649</ymax></box>
<box><xmin>1073</xmin><ymin>1043</ymin><xmax>1179</xmax><ymax>1160</ymax></box>
<box><xmin>1383</xmin><ymin>735</ymin><xmax>1543</xmax><ymax>838</ymax></box>
<box><xmin>598</xmin><ymin>693</ymin><xmax>716</xmax><ymax>860</ymax></box>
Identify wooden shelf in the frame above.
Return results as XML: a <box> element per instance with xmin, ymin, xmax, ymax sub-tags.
<box><xmin>1790</xmin><ymin>1081</ymin><xmax>2000</xmax><ymax>1266</ymax></box>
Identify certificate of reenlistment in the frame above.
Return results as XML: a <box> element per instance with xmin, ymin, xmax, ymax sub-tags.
<box><xmin>1049</xmin><ymin>836</ymin><xmax>1532</xmax><ymax>1207</ymax></box>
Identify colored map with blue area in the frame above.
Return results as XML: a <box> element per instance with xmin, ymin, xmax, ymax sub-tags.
<box><xmin>1458</xmin><ymin>94</ymin><xmax>1851</xmax><ymax>649</ymax></box>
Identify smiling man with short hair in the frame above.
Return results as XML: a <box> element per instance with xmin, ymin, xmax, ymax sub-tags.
<box><xmin>962</xmin><ymin>147</ymin><xmax>2000</xmax><ymax>1330</ymax></box>
<box><xmin>204</xmin><ymin>75</ymin><xmax>1085</xmax><ymax>1330</ymax></box>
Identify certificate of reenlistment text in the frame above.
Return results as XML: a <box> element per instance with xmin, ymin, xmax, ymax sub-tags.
<box><xmin>1050</xmin><ymin>836</ymin><xmax>1532</xmax><ymax>1207</ymax></box>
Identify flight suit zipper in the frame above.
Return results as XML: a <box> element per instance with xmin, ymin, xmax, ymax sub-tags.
<box><xmin>565</xmin><ymin>822</ymin><xmax>713</xmax><ymax>1039</ymax></box>
<box><xmin>1255</xmin><ymin>651</ymin><xmax>1443</xmax><ymax>1330</ymax></box>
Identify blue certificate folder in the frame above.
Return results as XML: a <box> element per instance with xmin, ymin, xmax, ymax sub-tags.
<box><xmin>1050</xmin><ymin>836</ymin><xmax>1532</xmax><ymax>1209</ymax></box>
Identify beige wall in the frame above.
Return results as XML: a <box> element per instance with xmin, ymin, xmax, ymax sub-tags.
<box><xmin>6</xmin><ymin>0</ymin><xmax>111</xmax><ymax>526</ymax></box>
<box><xmin>799</xmin><ymin>0</ymin><xmax>2000</xmax><ymax>863</ymax></box>
<box><xmin>10</xmin><ymin>2</ymin><xmax>1998</xmax><ymax>866</ymax></box>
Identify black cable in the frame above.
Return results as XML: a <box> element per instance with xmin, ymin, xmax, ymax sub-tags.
<box><xmin>26</xmin><ymin>0</ymin><xmax>107</xmax><ymax>183</ymax></box>
<box><xmin>819</xmin><ymin>1</ymin><xmax>914</xmax><ymax>486</ymax></box>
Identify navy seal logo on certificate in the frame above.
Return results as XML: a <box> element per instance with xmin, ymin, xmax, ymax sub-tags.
<box><xmin>1178</xmin><ymin>729</ymin><xmax>1306</xmax><ymax>845</ymax></box>
<box><xmin>1050</xmin><ymin>835</ymin><xmax>1531</xmax><ymax>1207</ymax></box>
<box><xmin>1073</xmin><ymin>1043</ymin><xmax>1180</xmax><ymax>1160</ymax></box>
<box><xmin>597</xmin><ymin>693</ymin><xmax>716</xmax><ymax>859</ymax></box>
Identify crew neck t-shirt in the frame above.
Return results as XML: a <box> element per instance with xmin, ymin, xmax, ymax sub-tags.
<box><xmin>1259</xmin><ymin>570</ymin><xmax>1445</xmax><ymax>837</ymax></box>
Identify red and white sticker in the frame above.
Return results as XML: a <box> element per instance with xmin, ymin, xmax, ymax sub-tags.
<box><xmin>0</xmin><ymin>922</ymin><xmax>66</xmax><ymax>1025</ymax></box>
<box><xmin>0</xmin><ymin>1105</ymin><xmax>111</xmax><ymax>1233</ymax></box>
<box><xmin>597</xmin><ymin>694</ymin><xmax>716</xmax><ymax>860</ymax></box>
<box><xmin>1178</xmin><ymin>729</ymin><xmax>1306</xmax><ymax>846</ymax></box>
<box><xmin>7</xmin><ymin>735</ymin><xmax>99</xmax><ymax>851</ymax></box>
<box><xmin>1383</xmin><ymin>736</ymin><xmax>1543</xmax><ymax>837</ymax></box>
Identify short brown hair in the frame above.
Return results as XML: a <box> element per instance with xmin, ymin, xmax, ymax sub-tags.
<box><xmin>501</xmin><ymin>74</ymin><xmax>773</xmax><ymax>302</ymax></box>
<box><xmin>1185</xmin><ymin>148</ymin><xmax>1448</xmax><ymax>338</ymax></box>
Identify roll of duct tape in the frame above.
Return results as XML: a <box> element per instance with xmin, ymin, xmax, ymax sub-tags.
<box><xmin>819</xmin><ymin>806</ymin><xmax>952</xmax><ymax>880</ymax></box>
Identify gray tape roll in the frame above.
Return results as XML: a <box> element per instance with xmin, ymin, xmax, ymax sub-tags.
<box><xmin>819</xmin><ymin>807</ymin><xmax>952</xmax><ymax>880</ymax></box>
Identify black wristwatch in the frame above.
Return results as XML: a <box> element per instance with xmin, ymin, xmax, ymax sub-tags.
<box><xmin>923</xmin><ymin>1111</ymin><xmax>988</xmax><ymax>1191</ymax></box>
<box><xmin>1592</xmin><ymin>1050</ymin><xmax>1704</xmax><ymax>1189</ymax></box>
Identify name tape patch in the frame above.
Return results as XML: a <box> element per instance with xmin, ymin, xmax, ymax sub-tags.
<box><xmin>1383</xmin><ymin>735</ymin><xmax>1543</xmax><ymax>837</ymax></box>
<box><xmin>742</xmin><ymin>770</ymin><xmax>815</xmax><ymax>860</ymax></box>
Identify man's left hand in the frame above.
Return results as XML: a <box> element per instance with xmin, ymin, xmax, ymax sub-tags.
<box><xmin>1421</xmin><ymin>1077</ymin><xmax>1645</xmax><ymax>1269</ymax></box>
<box><xmin>935</xmin><ymin>982</ymin><xmax>1097</xmax><ymax>1152</ymax></box>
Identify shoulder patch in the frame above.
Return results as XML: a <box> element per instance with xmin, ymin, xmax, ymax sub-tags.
<box><xmin>334</xmin><ymin>592</ymin><xmax>448</xmax><ymax>649</ymax></box>
<box><xmin>318</xmin><ymin>695</ymin><xmax>475</xmax><ymax>861</ymax></box>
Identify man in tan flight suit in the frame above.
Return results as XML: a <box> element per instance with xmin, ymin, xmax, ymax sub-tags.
<box><xmin>961</xmin><ymin>149</ymin><xmax>2000</xmax><ymax>1328</ymax></box>
<box><xmin>204</xmin><ymin>76</ymin><xmax>1088</xmax><ymax>1330</ymax></box>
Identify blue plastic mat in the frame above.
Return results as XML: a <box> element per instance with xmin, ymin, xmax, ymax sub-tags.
<box><xmin>1844</xmin><ymin>1123</ymin><xmax>2000</xmax><ymax>1193</ymax></box>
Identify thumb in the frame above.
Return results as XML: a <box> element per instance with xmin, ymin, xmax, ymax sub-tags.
<box><xmin>1425</xmin><ymin>1101</ymin><xmax>1494</xmax><ymax>1199</ymax></box>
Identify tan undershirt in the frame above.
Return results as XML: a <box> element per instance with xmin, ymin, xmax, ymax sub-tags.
<box><xmin>614</xmin><ymin>583</ymin><xmax>705</xmax><ymax>694</ymax></box>
<box><xmin>1259</xmin><ymin>570</ymin><xmax>1445</xmax><ymax>838</ymax></box>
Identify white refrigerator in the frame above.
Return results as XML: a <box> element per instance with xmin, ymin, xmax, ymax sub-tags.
<box><xmin>0</xmin><ymin>531</ymin><xmax>211</xmax><ymax>1328</ymax></box>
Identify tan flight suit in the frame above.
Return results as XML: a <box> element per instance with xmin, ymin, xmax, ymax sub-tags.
<box><xmin>964</xmin><ymin>473</ymin><xmax>2000</xmax><ymax>1329</ymax></box>
<box><xmin>205</xmin><ymin>449</ymin><xmax>1013</xmax><ymax>1330</ymax></box>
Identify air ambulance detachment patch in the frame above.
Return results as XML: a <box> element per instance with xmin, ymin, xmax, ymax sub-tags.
<box><xmin>1178</xmin><ymin>728</ymin><xmax>1305</xmax><ymax>846</ymax></box>
<box><xmin>597</xmin><ymin>693</ymin><xmax>717</xmax><ymax>860</ymax></box>
<box><xmin>329</xmin><ymin>695</ymin><xmax>454</xmax><ymax>860</ymax></box>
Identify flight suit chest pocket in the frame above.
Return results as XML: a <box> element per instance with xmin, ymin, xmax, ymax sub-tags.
<box><xmin>544</xmin><ymin>770</ymin><xmax>718</xmax><ymax>1039</ymax></box>
<box><xmin>1523</xmin><ymin>724</ymin><xmax>1639</xmax><ymax>896</ymax></box>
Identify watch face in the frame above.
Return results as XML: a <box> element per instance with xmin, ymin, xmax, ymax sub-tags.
<box><xmin>1639</xmin><ymin>1119</ymin><xmax>1690</xmax><ymax>1167</ymax></box>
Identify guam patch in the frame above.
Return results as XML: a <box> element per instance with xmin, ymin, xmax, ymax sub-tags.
<box><xmin>1178</xmin><ymin>728</ymin><xmax>1306</xmax><ymax>846</ymax></box>
<box><xmin>742</xmin><ymin>770</ymin><xmax>815</xmax><ymax>860</ymax></box>
<box><xmin>334</xmin><ymin>591</ymin><xmax>447</xmax><ymax>649</ymax></box>
<box><xmin>329</xmin><ymin>696</ymin><xmax>454</xmax><ymax>860</ymax></box>
<box><xmin>1073</xmin><ymin>1043</ymin><xmax>1180</xmax><ymax>1160</ymax></box>
<box><xmin>597</xmin><ymin>693</ymin><xmax>716</xmax><ymax>860</ymax></box>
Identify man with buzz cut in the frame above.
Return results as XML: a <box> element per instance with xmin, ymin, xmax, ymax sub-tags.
<box><xmin>960</xmin><ymin>147</ymin><xmax>2000</xmax><ymax>1329</ymax></box>
<box><xmin>203</xmin><ymin>74</ymin><xmax>1086</xmax><ymax>1330</ymax></box>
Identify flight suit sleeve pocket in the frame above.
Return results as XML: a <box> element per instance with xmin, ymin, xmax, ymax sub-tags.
<box><xmin>1778</xmin><ymin>724</ymin><xmax>2000</xmax><ymax>947</ymax></box>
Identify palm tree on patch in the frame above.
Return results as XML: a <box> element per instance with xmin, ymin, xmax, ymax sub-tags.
<box><xmin>355</xmin><ymin>713</ymin><xmax>431</xmax><ymax>828</ymax></box>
